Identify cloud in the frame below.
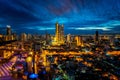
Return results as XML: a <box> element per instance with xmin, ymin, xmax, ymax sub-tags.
<box><xmin>0</xmin><ymin>0</ymin><xmax>120</xmax><ymax>34</ymax></box>
<box><xmin>26</xmin><ymin>26</ymin><xmax>55</xmax><ymax>31</ymax></box>
<box><xmin>99</xmin><ymin>20</ymin><xmax>120</xmax><ymax>27</ymax></box>
<box><xmin>69</xmin><ymin>26</ymin><xmax>113</xmax><ymax>31</ymax></box>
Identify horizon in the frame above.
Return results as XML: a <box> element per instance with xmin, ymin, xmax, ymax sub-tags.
<box><xmin>0</xmin><ymin>25</ymin><xmax>120</xmax><ymax>35</ymax></box>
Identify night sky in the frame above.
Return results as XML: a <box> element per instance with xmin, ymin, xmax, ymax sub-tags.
<box><xmin>0</xmin><ymin>0</ymin><xmax>120</xmax><ymax>35</ymax></box>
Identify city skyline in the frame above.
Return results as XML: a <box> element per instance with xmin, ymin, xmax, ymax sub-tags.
<box><xmin>0</xmin><ymin>1</ymin><xmax>120</xmax><ymax>78</ymax></box>
<box><xmin>0</xmin><ymin>0</ymin><xmax>120</xmax><ymax>34</ymax></box>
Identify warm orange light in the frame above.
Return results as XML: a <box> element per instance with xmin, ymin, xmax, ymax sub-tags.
<box><xmin>26</xmin><ymin>56</ymin><xmax>32</xmax><ymax>62</ymax></box>
<box><xmin>29</xmin><ymin>51</ymin><xmax>33</xmax><ymax>55</ymax></box>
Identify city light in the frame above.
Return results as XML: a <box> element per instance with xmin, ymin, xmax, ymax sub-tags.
<box><xmin>26</xmin><ymin>56</ymin><xmax>32</xmax><ymax>62</ymax></box>
<box><xmin>0</xmin><ymin>0</ymin><xmax>120</xmax><ymax>80</ymax></box>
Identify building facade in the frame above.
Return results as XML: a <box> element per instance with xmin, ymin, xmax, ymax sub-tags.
<box><xmin>52</xmin><ymin>22</ymin><xmax>64</xmax><ymax>45</ymax></box>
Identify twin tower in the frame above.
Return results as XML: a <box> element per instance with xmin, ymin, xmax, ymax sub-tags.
<box><xmin>52</xmin><ymin>22</ymin><xmax>64</xmax><ymax>46</ymax></box>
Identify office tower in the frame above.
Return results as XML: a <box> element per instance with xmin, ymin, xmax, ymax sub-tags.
<box><xmin>45</xmin><ymin>33</ymin><xmax>51</xmax><ymax>44</ymax></box>
<box><xmin>95</xmin><ymin>31</ymin><xmax>99</xmax><ymax>43</ymax></box>
<box><xmin>27</xmin><ymin>34</ymin><xmax>32</xmax><ymax>40</ymax></box>
<box><xmin>55</xmin><ymin>22</ymin><xmax>61</xmax><ymax>42</ymax></box>
<box><xmin>5</xmin><ymin>25</ymin><xmax>15</xmax><ymax>41</ymax></box>
<box><xmin>61</xmin><ymin>24</ymin><xmax>64</xmax><ymax>43</ymax></box>
<box><xmin>75</xmin><ymin>36</ymin><xmax>82</xmax><ymax>46</ymax></box>
<box><xmin>67</xmin><ymin>34</ymin><xmax>71</xmax><ymax>43</ymax></box>
<box><xmin>74</xmin><ymin>35</ymin><xmax>84</xmax><ymax>47</ymax></box>
<box><xmin>53</xmin><ymin>22</ymin><xmax>64</xmax><ymax>45</ymax></box>
<box><xmin>6</xmin><ymin>25</ymin><xmax>11</xmax><ymax>35</ymax></box>
<box><xmin>21</xmin><ymin>33</ymin><xmax>27</xmax><ymax>41</ymax></box>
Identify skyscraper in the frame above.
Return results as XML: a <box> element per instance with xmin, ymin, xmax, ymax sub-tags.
<box><xmin>55</xmin><ymin>22</ymin><xmax>60</xmax><ymax>42</ymax></box>
<box><xmin>75</xmin><ymin>36</ymin><xmax>83</xmax><ymax>46</ymax></box>
<box><xmin>6</xmin><ymin>25</ymin><xmax>11</xmax><ymax>35</ymax></box>
<box><xmin>67</xmin><ymin>34</ymin><xmax>71</xmax><ymax>43</ymax></box>
<box><xmin>95</xmin><ymin>30</ymin><xmax>99</xmax><ymax>43</ymax></box>
<box><xmin>53</xmin><ymin>22</ymin><xmax>64</xmax><ymax>45</ymax></box>
<box><xmin>21</xmin><ymin>33</ymin><xmax>27</xmax><ymax>41</ymax></box>
<box><xmin>60</xmin><ymin>24</ymin><xmax>64</xmax><ymax>43</ymax></box>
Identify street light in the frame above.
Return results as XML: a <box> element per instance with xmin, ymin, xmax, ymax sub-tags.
<box><xmin>29</xmin><ymin>51</ymin><xmax>33</xmax><ymax>56</ymax></box>
<box><xmin>26</xmin><ymin>56</ymin><xmax>32</xmax><ymax>62</ymax></box>
<box><xmin>26</xmin><ymin>56</ymin><xmax>33</xmax><ymax>73</ymax></box>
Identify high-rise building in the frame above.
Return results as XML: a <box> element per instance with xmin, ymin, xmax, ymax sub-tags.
<box><xmin>75</xmin><ymin>36</ymin><xmax>83</xmax><ymax>46</ymax></box>
<box><xmin>27</xmin><ymin>34</ymin><xmax>32</xmax><ymax>40</ymax></box>
<box><xmin>21</xmin><ymin>33</ymin><xmax>27</xmax><ymax>41</ymax></box>
<box><xmin>61</xmin><ymin>24</ymin><xmax>64</xmax><ymax>42</ymax></box>
<box><xmin>67</xmin><ymin>34</ymin><xmax>71</xmax><ymax>43</ymax></box>
<box><xmin>52</xmin><ymin>22</ymin><xmax>64</xmax><ymax>45</ymax></box>
<box><xmin>55</xmin><ymin>22</ymin><xmax>59</xmax><ymax>42</ymax></box>
<box><xmin>6</xmin><ymin>25</ymin><xmax>11</xmax><ymax>35</ymax></box>
<box><xmin>95</xmin><ymin>31</ymin><xmax>99</xmax><ymax>43</ymax></box>
<box><xmin>5</xmin><ymin>25</ymin><xmax>16</xmax><ymax>41</ymax></box>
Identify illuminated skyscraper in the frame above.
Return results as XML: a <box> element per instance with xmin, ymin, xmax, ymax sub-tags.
<box><xmin>67</xmin><ymin>34</ymin><xmax>71</xmax><ymax>43</ymax></box>
<box><xmin>75</xmin><ymin>36</ymin><xmax>83</xmax><ymax>46</ymax></box>
<box><xmin>53</xmin><ymin>22</ymin><xmax>64</xmax><ymax>45</ymax></box>
<box><xmin>55</xmin><ymin>22</ymin><xmax>60</xmax><ymax>42</ymax></box>
<box><xmin>6</xmin><ymin>25</ymin><xmax>11</xmax><ymax>35</ymax></box>
<box><xmin>5</xmin><ymin>25</ymin><xmax>15</xmax><ymax>41</ymax></box>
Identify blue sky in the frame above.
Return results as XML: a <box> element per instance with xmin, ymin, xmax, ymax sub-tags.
<box><xmin>0</xmin><ymin>0</ymin><xmax>120</xmax><ymax>34</ymax></box>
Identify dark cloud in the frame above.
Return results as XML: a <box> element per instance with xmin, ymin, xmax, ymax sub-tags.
<box><xmin>0</xmin><ymin>0</ymin><xmax>120</xmax><ymax>34</ymax></box>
